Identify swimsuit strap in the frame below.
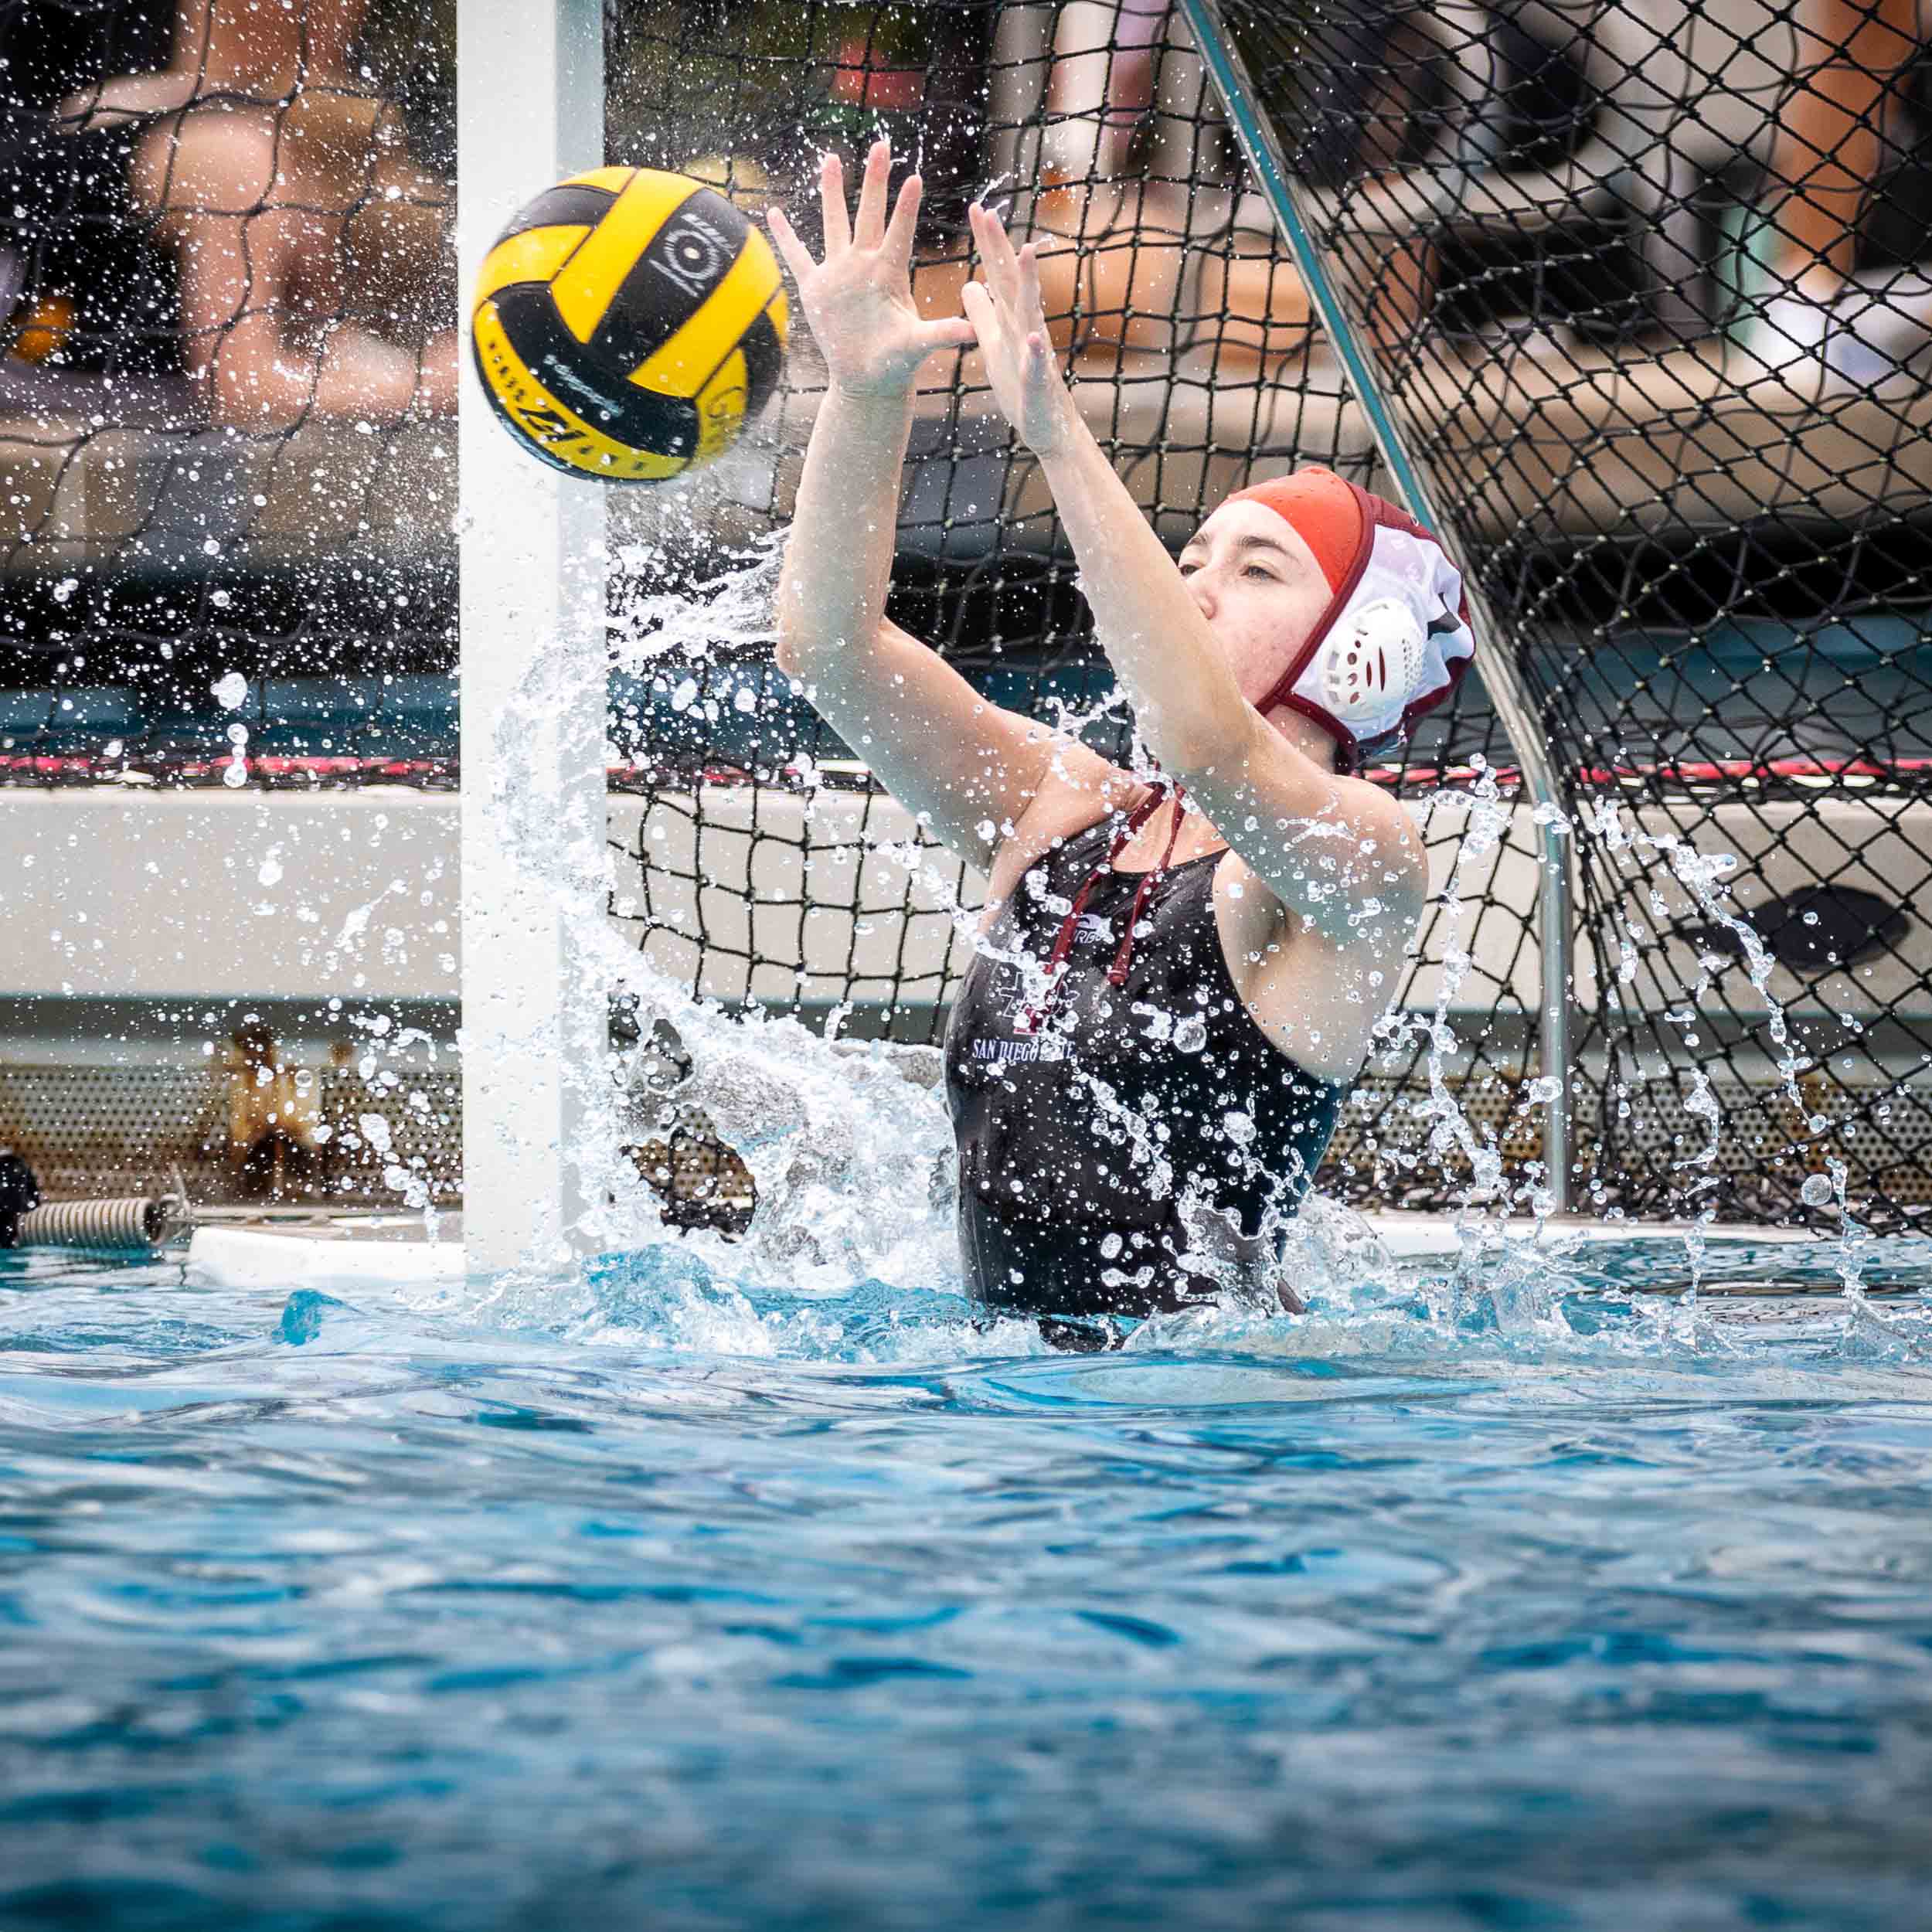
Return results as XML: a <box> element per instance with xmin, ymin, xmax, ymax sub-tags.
<box><xmin>1017</xmin><ymin>782</ymin><xmax>1183</xmax><ymax>1033</ymax></box>
<box><xmin>1107</xmin><ymin>788</ymin><xmax>1186</xmax><ymax>988</ymax></box>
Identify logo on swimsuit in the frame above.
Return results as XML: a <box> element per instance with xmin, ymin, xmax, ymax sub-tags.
<box><xmin>1073</xmin><ymin>912</ymin><xmax>1114</xmax><ymax>950</ymax></box>
<box><xmin>970</xmin><ymin>1035</ymin><xmax>1066</xmax><ymax>1065</ymax></box>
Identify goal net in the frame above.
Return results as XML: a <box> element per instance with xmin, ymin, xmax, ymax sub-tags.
<box><xmin>604</xmin><ymin>0</ymin><xmax>1932</xmax><ymax>1230</ymax></box>
<box><xmin>1191</xmin><ymin>0</ymin><xmax>1932</xmax><ymax>1226</ymax></box>
<box><xmin>0</xmin><ymin>0</ymin><xmax>460</xmax><ymax>1207</ymax></box>
<box><xmin>0</xmin><ymin>0</ymin><xmax>457</xmax><ymax>770</ymax></box>
<box><xmin>3</xmin><ymin>0</ymin><xmax>1927</xmax><ymax>1230</ymax></box>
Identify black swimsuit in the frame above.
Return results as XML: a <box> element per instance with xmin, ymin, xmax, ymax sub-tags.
<box><xmin>944</xmin><ymin>814</ymin><xmax>1346</xmax><ymax>1318</ymax></box>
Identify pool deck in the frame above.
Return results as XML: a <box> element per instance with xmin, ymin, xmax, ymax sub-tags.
<box><xmin>179</xmin><ymin>1207</ymin><xmax>1836</xmax><ymax>1295</ymax></box>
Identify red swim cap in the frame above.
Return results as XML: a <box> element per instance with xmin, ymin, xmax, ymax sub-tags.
<box><xmin>1029</xmin><ymin>467</ymin><xmax>1470</xmax><ymax>1019</ymax></box>
<box><xmin>1229</xmin><ymin>468</ymin><xmax>1362</xmax><ymax>596</ymax></box>
<box><xmin>1223</xmin><ymin>466</ymin><xmax>1475</xmax><ymax>772</ymax></box>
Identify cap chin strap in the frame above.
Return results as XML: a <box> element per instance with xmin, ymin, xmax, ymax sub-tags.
<box><xmin>1310</xmin><ymin>597</ymin><xmax>1430</xmax><ymax>730</ymax></box>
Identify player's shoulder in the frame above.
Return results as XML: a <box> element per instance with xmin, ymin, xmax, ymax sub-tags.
<box><xmin>1335</xmin><ymin>768</ymin><xmax>1428</xmax><ymax>878</ymax></box>
<box><xmin>1213</xmin><ymin>766</ymin><xmax>1427</xmax><ymax>944</ymax></box>
<box><xmin>985</xmin><ymin>749</ymin><xmax>1143</xmax><ymax>896</ymax></box>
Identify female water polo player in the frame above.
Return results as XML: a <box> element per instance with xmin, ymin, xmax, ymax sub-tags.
<box><xmin>767</xmin><ymin>141</ymin><xmax>1474</xmax><ymax>1323</ymax></box>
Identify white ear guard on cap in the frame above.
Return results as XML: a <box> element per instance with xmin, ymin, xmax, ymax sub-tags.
<box><xmin>1311</xmin><ymin>597</ymin><xmax>1430</xmax><ymax>728</ymax></box>
<box><xmin>1278</xmin><ymin>517</ymin><xmax>1476</xmax><ymax>760</ymax></box>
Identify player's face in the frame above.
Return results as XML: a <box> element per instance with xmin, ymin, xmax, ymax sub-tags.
<box><xmin>1177</xmin><ymin>501</ymin><xmax>1333</xmax><ymax>712</ymax></box>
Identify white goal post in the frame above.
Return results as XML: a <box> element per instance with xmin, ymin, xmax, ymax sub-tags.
<box><xmin>457</xmin><ymin>0</ymin><xmax>609</xmax><ymax>1272</ymax></box>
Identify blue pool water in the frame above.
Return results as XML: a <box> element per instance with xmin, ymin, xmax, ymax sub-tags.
<box><xmin>3</xmin><ymin>1236</ymin><xmax>1931</xmax><ymax>1931</ymax></box>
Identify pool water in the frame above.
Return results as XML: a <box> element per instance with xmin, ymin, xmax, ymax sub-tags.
<box><xmin>3</xmin><ymin>1233</ymin><xmax>1931</xmax><ymax>1930</ymax></box>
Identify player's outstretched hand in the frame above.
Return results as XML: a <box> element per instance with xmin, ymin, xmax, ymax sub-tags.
<box><xmin>963</xmin><ymin>201</ymin><xmax>1078</xmax><ymax>459</ymax></box>
<box><xmin>766</xmin><ymin>138</ymin><xmax>975</xmax><ymax>401</ymax></box>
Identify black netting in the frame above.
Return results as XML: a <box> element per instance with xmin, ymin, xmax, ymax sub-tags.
<box><xmin>604</xmin><ymin>0</ymin><xmax>1932</xmax><ymax>1226</ymax></box>
<box><xmin>603</xmin><ymin>0</ymin><xmax>1529</xmax><ymax>1206</ymax></box>
<box><xmin>0</xmin><ymin>0</ymin><xmax>457</xmax><ymax>784</ymax></box>
<box><xmin>11</xmin><ymin>0</ymin><xmax>1928</xmax><ymax>1226</ymax></box>
<box><xmin>1209</xmin><ymin>0</ymin><xmax>1932</xmax><ymax>1225</ymax></box>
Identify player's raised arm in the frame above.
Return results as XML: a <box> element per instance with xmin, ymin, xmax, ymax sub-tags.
<box><xmin>961</xmin><ymin>202</ymin><xmax>1432</xmax><ymax>944</ymax></box>
<box><xmin>767</xmin><ymin>141</ymin><xmax>1081</xmax><ymax>876</ymax></box>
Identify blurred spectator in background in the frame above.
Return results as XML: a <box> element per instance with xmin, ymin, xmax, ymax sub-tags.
<box><xmin>59</xmin><ymin>0</ymin><xmax>454</xmax><ymax>428</ymax></box>
<box><xmin>1755</xmin><ymin>0</ymin><xmax>1932</xmax><ymax>383</ymax></box>
<box><xmin>1041</xmin><ymin>0</ymin><xmax>1173</xmax><ymax>183</ymax></box>
<box><xmin>223</xmin><ymin>1023</ymin><xmax>322</xmax><ymax>1202</ymax></box>
<box><xmin>1028</xmin><ymin>0</ymin><xmax>1445</xmax><ymax>368</ymax></box>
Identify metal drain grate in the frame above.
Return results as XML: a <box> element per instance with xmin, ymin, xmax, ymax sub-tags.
<box><xmin>4</xmin><ymin>1058</ymin><xmax>1924</xmax><ymax>1222</ymax></box>
<box><xmin>1325</xmin><ymin>1070</ymin><xmax>1932</xmax><ymax>1215</ymax></box>
<box><xmin>0</xmin><ymin>1063</ymin><xmax>463</xmax><ymax>1208</ymax></box>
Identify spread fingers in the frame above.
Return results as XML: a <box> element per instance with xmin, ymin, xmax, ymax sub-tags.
<box><xmin>853</xmin><ymin>138</ymin><xmax>891</xmax><ymax>250</ymax></box>
<box><xmin>818</xmin><ymin>151</ymin><xmax>852</xmax><ymax>255</ymax></box>
<box><xmin>763</xmin><ymin>204</ymin><xmax>815</xmax><ymax>286</ymax></box>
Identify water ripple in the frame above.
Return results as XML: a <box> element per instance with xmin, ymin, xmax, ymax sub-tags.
<box><xmin>0</xmin><ymin>1240</ymin><xmax>1930</xmax><ymax>1927</ymax></box>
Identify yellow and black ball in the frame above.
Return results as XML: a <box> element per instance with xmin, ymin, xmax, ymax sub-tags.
<box><xmin>471</xmin><ymin>166</ymin><xmax>788</xmax><ymax>484</ymax></box>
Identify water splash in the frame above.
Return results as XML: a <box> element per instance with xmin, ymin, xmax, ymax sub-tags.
<box><xmin>610</xmin><ymin>532</ymin><xmax>787</xmax><ymax>670</ymax></box>
<box><xmin>464</xmin><ymin>524</ymin><xmax>1899</xmax><ymax>1330</ymax></box>
<box><xmin>1599</xmin><ymin>811</ymin><xmax>1870</xmax><ymax>1296</ymax></box>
